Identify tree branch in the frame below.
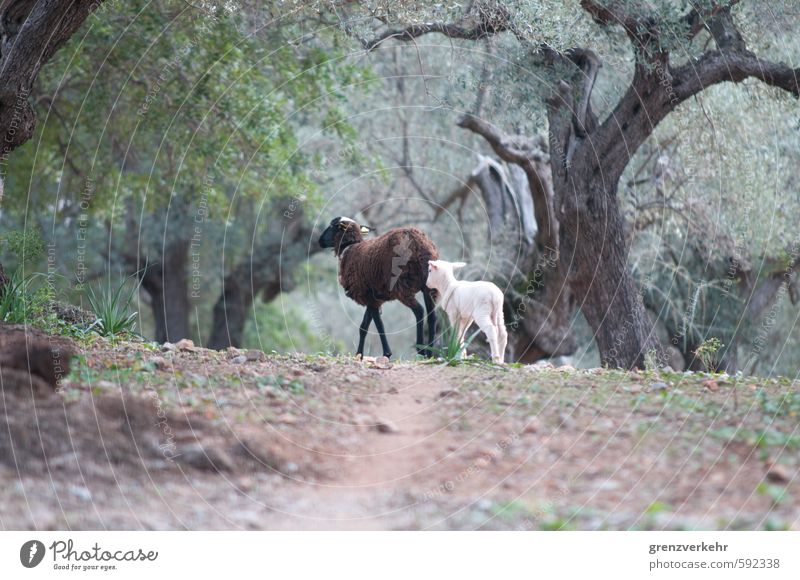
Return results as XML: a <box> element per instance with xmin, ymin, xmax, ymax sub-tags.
<box><xmin>456</xmin><ymin>113</ymin><xmax>557</xmax><ymax>252</ymax></box>
<box><xmin>457</xmin><ymin>114</ymin><xmax>547</xmax><ymax>164</ymax></box>
<box><xmin>363</xmin><ymin>19</ymin><xmax>508</xmax><ymax>52</ymax></box>
<box><xmin>673</xmin><ymin>50</ymin><xmax>800</xmax><ymax>101</ymax></box>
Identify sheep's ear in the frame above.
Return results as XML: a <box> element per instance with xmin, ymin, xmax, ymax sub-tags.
<box><xmin>338</xmin><ymin>221</ymin><xmax>349</xmax><ymax>231</ymax></box>
<box><xmin>452</xmin><ymin>262</ymin><xmax>467</xmax><ymax>270</ymax></box>
<box><xmin>360</xmin><ymin>226</ymin><xmax>372</xmax><ymax>234</ymax></box>
<box><xmin>429</xmin><ymin>261</ymin><xmax>439</xmax><ymax>270</ymax></box>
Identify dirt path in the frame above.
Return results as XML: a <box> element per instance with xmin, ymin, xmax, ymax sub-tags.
<box><xmin>4</xmin><ymin>342</ymin><xmax>799</xmax><ymax>531</ymax></box>
<box><xmin>266</xmin><ymin>365</ymin><xmax>462</xmax><ymax>529</ymax></box>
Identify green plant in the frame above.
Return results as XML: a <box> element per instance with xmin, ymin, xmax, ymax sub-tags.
<box><xmin>424</xmin><ymin>313</ymin><xmax>482</xmax><ymax>365</ymax></box>
<box><xmin>1</xmin><ymin>229</ymin><xmax>45</xmax><ymax>264</ymax></box>
<box><xmin>85</xmin><ymin>275</ymin><xmax>140</xmax><ymax>337</ymax></box>
<box><xmin>643</xmin><ymin>348</ymin><xmax>660</xmax><ymax>373</ymax></box>
<box><xmin>694</xmin><ymin>337</ymin><xmax>723</xmax><ymax>372</ymax></box>
<box><xmin>0</xmin><ymin>269</ymin><xmax>52</xmax><ymax>324</ymax></box>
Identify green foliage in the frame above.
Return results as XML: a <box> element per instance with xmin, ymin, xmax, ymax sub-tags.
<box><xmin>242</xmin><ymin>299</ymin><xmax>344</xmax><ymax>354</ymax></box>
<box><xmin>85</xmin><ymin>276</ymin><xmax>140</xmax><ymax>337</ymax></box>
<box><xmin>1</xmin><ymin>229</ymin><xmax>45</xmax><ymax>264</ymax></box>
<box><xmin>694</xmin><ymin>337</ymin><xmax>723</xmax><ymax>373</ymax></box>
<box><xmin>426</xmin><ymin>313</ymin><xmax>483</xmax><ymax>365</ymax></box>
<box><xmin>0</xmin><ymin>270</ymin><xmax>51</xmax><ymax>324</ymax></box>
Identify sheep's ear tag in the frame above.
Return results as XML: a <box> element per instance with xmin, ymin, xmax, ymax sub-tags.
<box><xmin>360</xmin><ymin>226</ymin><xmax>371</xmax><ymax>234</ymax></box>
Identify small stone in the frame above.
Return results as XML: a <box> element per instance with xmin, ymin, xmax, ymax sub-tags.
<box><xmin>162</xmin><ymin>342</ymin><xmax>176</xmax><ymax>352</ymax></box>
<box><xmin>439</xmin><ymin>389</ymin><xmax>458</xmax><ymax>398</ymax></box>
<box><xmin>236</xmin><ymin>477</ymin><xmax>255</xmax><ymax>491</ymax></box>
<box><xmin>374</xmin><ymin>420</ymin><xmax>398</xmax><ymax>434</ymax></box>
<box><xmin>69</xmin><ymin>485</ymin><xmax>92</xmax><ymax>501</ymax></box>
<box><xmin>766</xmin><ymin>464</ymin><xmax>791</xmax><ymax>485</ymax></box>
<box><xmin>285</xmin><ymin>462</ymin><xmax>299</xmax><ymax>474</ymax></box>
<box><xmin>523</xmin><ymin>419</ymin><xmax>540</xmax><ymax>434</ymax></box>
<box><xmin>95</xmin><ymin>380</ymin><xmax>115</xmax><ymax>390</ymax></box>
<box><xmin>372</xmin><ymin>356</ymin><xmax>392</xmax><ymax>369</ymax></box>
<box><xmin>277</xmin><ymin>413</ymin><xmax>298</xmax><ymax>424</ymax></box>
<box><xmin>387</xmin><ymin>386</ymin><xmax>399</xmax><ymax>395</ymax></box>
<box><xmin>345</xmin><ymin>374</ymin><xmax>360</xmax><ymax>383</ymax></box>
<box><xmin>150</xmin><ymin>356</ymin><xmax>169</xmax><ymax>370</ymax></box>
<box><xmin>475</xmin><ymin>499</ymin><xmax>492</xmax><ymax>511</ymax></box>
<box><xmin>177</xmin><ymin>444</ymin><xmax>234</xmax><ymax>473</ymax></box>
<box><xmin>245</xmin><ymin>349</ymin><xmax>266</xmax><ymax>362</ymax></box>
<box><xmin>531</xmin><ymin>361</ymin><xmax>554</xmax><ymax>370</ymax></box>
<box><xmin>175</xmin><ymin>338</ymin><xmax>196</xmax><ymax>351</ymax></box>
<box><xmin>558</xmin><ymin>413</ymin><xmax>575</xmax><ymax>429</ymax></box>
<box><xmin>231</xmin><ymin>355</ymin><xmax>247</xmax><ymax>364</ymax></box>
<box><xmin>649</xmin><ymin>382</ymin><xmax>668</xmax><ymax>392</ymax></box>
<box><xmin>661</xmin><ymin>365</ymin><xmax>675</xmax><ymax>373</ymax></box>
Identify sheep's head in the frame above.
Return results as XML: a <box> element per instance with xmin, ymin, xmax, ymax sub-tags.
<box><xmin>426</xmin><ymin>259</ymin><xmax>466</xmax><ymax>290</ymax></box>
<box><xmin>318</xmin><ymin>216</ymin><xmax>372</xmax><ymax>255</ymax></box>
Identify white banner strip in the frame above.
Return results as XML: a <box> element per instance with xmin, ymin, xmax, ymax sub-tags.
<box><xmin>1</xmin><ymin>531</ymin><xmax>797</xmax><ymax>579</ymax></box>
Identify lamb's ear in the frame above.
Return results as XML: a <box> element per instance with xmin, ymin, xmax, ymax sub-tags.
<box><xmin>429</xmin><ymin>261</ymin><xmax>439</xmax><ymax>270</ymax></box>
<box><xmin>452</xmin><ymin>262</ymin><xmax>467</xmax><ymax>270</ymax></box>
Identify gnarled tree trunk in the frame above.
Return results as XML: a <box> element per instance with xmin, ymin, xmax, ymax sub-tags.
<box><xmin>207</xmin><ymin>211</ymin><xmax>321</xmax><ymax>350</ymax></box>
<box><xmin>139</xmin><ymin>240</ymin><xmax>191</xmax><ymax>344</ymax></box>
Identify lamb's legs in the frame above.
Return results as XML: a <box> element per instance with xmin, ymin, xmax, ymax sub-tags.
<box><xmin>495</xmin><ymin>309</ymin><xmax>508</xmax><ymax>363</ymax></box>
<box><xmin>369</xmin><ymin>306</ymin><xmax>392</xmax><ymax>358</ymax></box>
<box><xmin>457</xmin><ymin>317</ymin><xmax>472</xmax><ymax>359</ymax></box>
<box><xmin>356</xmin><ymin>308</ymin><xmax>374</xmax><ymax>358</ymax></box>
<box><xmin>422</xmin><ymin>287</ymin><xmax>437</xmax><ymax>355</ymax></box>
<box><xmin>474</xmin><ymin>312</ymin><xmax>501</xmax><ymax>363</ymax></box>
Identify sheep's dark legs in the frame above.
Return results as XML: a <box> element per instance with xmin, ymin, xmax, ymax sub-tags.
<box><xmin>405</xmin><ymin>299</ymin><xmax>427</xmax><ymax>356</ymax></box>
<box><xmin>369</xmin><ymin>306</ymin><xmax>392</xmax><ymax>358</ymax></box>
<box><xmin>356</xmin><ymin>308</ymin><xmax>373</xmax><ymax>357</ymax></box>
<box><xmin>423</xmin><ymin>287</ymin><xmax>437</xmax><ymax>356</ymax></box>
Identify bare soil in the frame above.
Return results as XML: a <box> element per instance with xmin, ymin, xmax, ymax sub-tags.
<box><xmin>2</xmin><ymin>338</ymin><xmax>798</xmax><ymax>530</ymax></box>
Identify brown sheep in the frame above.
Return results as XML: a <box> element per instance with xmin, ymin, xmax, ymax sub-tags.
<box><xmin>318</xmin><ymin>216</ymin><xmax>438</xmax><ymax>358</ymax></box>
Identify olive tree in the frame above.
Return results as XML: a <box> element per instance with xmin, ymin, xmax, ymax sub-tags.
<box><xmin>333</xmin><ymin>0</ymin><xmax>799</xmax><ymax>368</ymax></box>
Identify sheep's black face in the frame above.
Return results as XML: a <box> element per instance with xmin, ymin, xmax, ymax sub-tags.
<box><xmin>318</xmin><ymin>219</ymin><xmax>339</xmax><ymax>248</ymax></box>
<box><xmin>318</xmin><ymin>217</ymin><xmax>370</xmax><ymax>253</ymax></box>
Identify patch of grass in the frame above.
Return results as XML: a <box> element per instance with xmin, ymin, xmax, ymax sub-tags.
<box><xmin>85</xmin><ymin>275</ymin><xmax>140</xmax><ymax>337</ymax></box>
<box><xmin>0</xmin><ymin>269</ymin><xmax>53</xmax><ymax>324</ymax></box>
<box><xmin>757</xmin><ymin>389</ymin><xmax>800</xmax><ymax>418</ymax></box>
<box><xmin>756</xmin><ymin>482</ymin><xmax>791</xmax><ymax>507</ymax></box>
<box><xmin>710</xmin><ymin>426</ymin><xmax>800</xmax><ymax>451</ymax></box>
<box><xmin>645</xmin><ymin>501</ymin><xmax>673</xmax><ymax>515</ymax></box>
<box><xmin>424</xmin><ymin>315</ymin><xmax>482</xmax><ymax>365</ymax></box>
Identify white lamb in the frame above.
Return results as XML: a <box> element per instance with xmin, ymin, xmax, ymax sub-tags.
<box><xmin>426</xmin><ymin>260</ymin><xmax>507</xmax><ymax>364</ymax></box>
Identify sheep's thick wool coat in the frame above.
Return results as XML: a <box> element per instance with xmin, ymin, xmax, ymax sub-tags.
<box><xmin>337</xmin><ymin>227</ymin><xmax>438</xmax><ymax>308</ymax></box>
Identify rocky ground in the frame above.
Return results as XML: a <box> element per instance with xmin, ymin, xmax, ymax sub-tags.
<box><xmin>1</xmin><ymin>337</ymin><xmax>799</xmax><ymax>530</ymax></box>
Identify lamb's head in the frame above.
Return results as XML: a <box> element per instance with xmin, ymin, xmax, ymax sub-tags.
<box><xmin>426</xmin><ymin>259</ymin><xmax>466</xmax><ymax>291</ymax></box>
<box><xmin>318</xmin><ymin>216</ymin><xmax>373</xmax><ymax>255</ymax></box>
